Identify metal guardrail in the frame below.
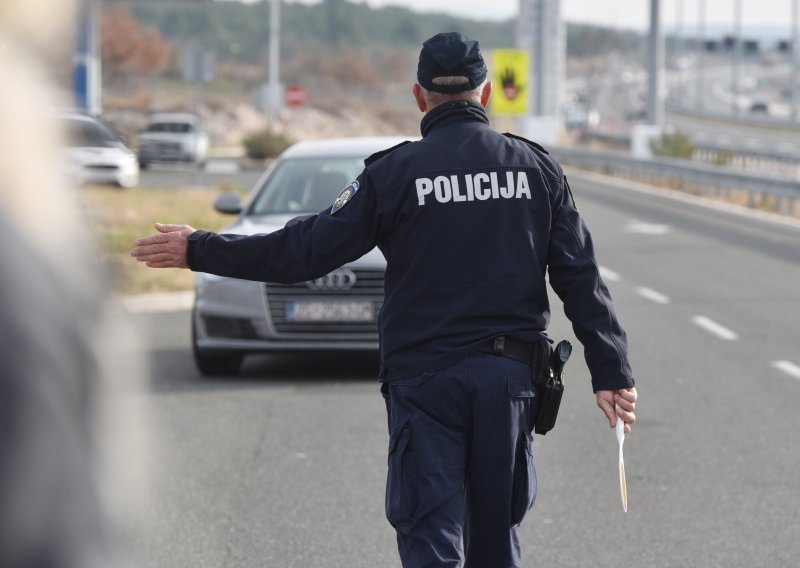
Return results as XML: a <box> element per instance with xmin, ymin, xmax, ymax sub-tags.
<box><xmin>552</xmin><ymin>146</ymin><xmax>800</xmax><ymax>216</ymax></box>
<box><xmin>666</xmin><ymin>100</ymin><xmax>800</xmax><ymax>133</ymax></box>
<box><xmin>578</xmin><ymin>129</ymin><xmax>800</xmax><ymax>182</ymax></box>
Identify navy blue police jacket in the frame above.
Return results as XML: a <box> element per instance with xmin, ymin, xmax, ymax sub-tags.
<box><xmin>187</xmin><ymin>100</ymin><xmax>634</xmax><ymax>392</ymax></box>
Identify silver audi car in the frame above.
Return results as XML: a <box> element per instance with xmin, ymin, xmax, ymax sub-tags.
<box><xmin>192</xmin><ymin>136</ymin><xmax>410</xmax><ymax>375</ymax></box>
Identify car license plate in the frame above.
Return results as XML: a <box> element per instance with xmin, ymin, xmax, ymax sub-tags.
<box><xmin>286</xmin><ymin>301</ymin><xmax>374</xmax><ymax>322</ymax></box>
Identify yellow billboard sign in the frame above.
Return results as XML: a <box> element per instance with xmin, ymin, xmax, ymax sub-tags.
<box><xmin>491</xmin><ymin>50</ymin><xmax>529</xmax><ymax>117</ymax></box>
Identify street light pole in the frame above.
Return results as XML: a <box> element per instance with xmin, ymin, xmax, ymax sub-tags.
<box><xmin>792</xmin><ymin>0</ymin><xmax>799</xmax><ymax>122</ymax></box>
<box><xmin>676</xmin><ymin>0</ymin><xmax>683</xmax><ymax>61</ymax></box>
<box><xmin>647</xmin><ymin>0</ymin><xmax>664</xmax><ymax>125</ymax></box>
<box><xmin>732</xmin><ymin>0</ymin><xmax>743</xmax><ymax>116</ymax></box>
<box><xmin>696</xmin><ymin>0</ymin><xmax>706</xmax><ymax>112</ymax></box>
<box><xmin>268</xmin><ymin>0</ymin><xmax>281</xmax><ymax>132</ymax></box>
<box><xmin>74</xmin><ymin>0</ymin><xmax>102</xmax><ymax>115</ymax></box>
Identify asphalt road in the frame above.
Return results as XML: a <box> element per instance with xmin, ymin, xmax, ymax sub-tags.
<box><xmin>123</xmin><ymin>172</ymin><xmax>800</xmax><ymax>567</ymax></box>
<box><xmin>138</xmin><ymin>159</ymin><xmax>264</xmax><ymax>191</ymax></box>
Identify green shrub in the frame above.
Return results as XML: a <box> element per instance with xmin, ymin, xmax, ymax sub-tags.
<box><xmin>649</xmin><ymin>129</ymin><xmax>694</xmax><ymax>159</ymax></box>
<box><xmin>243</xmin><ymin>129</ymin><xmax>294</xmax><ymax>160</ymax></box>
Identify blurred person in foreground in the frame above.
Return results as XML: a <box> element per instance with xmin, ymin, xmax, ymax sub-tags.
<box><xmin>0</xmin><ymin>1</ymin><xmax>143</xmax><ymax>566</ymax></box>
<box><xmin>132</xmin><ymin>33</ymin><xmax>637</xmax><ymax>568</ymax></box>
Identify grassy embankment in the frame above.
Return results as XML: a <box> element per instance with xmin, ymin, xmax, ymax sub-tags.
<box><xmin>83</xmin><ymin>185</ymin><xmax>249</xmax><ymax>295</ymax></box>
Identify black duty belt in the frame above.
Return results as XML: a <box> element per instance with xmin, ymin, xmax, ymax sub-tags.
<box><xmin>478</xmin><ymin>336</ymin><xmax>533</xmax><ymax>366</ymax></box>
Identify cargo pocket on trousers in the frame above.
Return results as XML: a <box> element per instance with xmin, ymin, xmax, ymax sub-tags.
<box><xmin>510</xmin><ymin>428</ymin><xmax>537</xmax><ymax>526</ymax></box>
<box><xmin>385</xmin><ymin>421</ymin><xmax>416</xmax><ymax>527</ymax></box>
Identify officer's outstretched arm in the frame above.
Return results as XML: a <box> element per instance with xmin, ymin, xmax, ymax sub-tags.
<box><xmin>546</xmin><ymin>175</ymin><xmax>635</xmax><ymax>394</ymax></box>
<box><xmin>132</xmin><ymin>172</ymin><xmax>381</xmax><ymax>284</ymax></box>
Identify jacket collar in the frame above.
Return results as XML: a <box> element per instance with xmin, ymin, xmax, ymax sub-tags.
<box><xmin>420</xmin><ymin>99</ymin><xmax>490</xmax><ymax>137</ymax></box>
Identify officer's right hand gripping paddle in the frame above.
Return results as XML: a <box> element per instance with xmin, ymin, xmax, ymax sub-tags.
<box><xmin>615</xmin><ymin>409</ymin><xmax>628</xmax><ymax>513</ymax></box>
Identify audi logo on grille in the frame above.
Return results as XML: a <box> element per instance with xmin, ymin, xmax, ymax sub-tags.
<box><xmin>306</xmin><ymin>268</ymin><xmax>357</xmax><ymax>290</ymax></box>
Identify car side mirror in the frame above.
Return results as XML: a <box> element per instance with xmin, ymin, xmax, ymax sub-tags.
<box><xmin>213</xmin><ymin>192</ymin><xmax>243</xmax><ymax>215</ymax></box>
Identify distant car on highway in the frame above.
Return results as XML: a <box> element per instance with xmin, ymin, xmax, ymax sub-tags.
<box><xmin>58</xmin><ymin>111</ymin><xmax>139</xmax><ymax>188</ymax></box>
<box><xmin>137</xmin><ymin>113</ymin><xmax>209</xmax><ymax>169</ymax></box>
<box><xmin>192</xmin><ymin>136</ymin><xmax>409</xmax><ymax>375</ymax></box>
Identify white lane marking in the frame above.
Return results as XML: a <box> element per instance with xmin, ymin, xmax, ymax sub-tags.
<box><xmin>691</xmin><ymin>315</ymin><xmax>738</xmax><ymax>341</ymax></box>
<box><xmin>624</xmin><ymin>220</ymin><xmax>671</xmax><ymax>235</ymax></box>
<box><xmin>599</xmin><ymin>266</ymin><xmax>621</xmax><ymax>282</ymax></box>
<box><xmin>635</xmin><ymin>287</ymin><xmax>670</xmax><ymax>304</ymax></box>
<box><xmin>118</xmin><ymin>291</ymin><xmax>194</xmax><ymax>314</ymax></box>
<box><xmin>771</xmin><ymin>361</ymin><xmax>800</xmax><ymax>381</ymax></box>
<box><xmin>204</xmin><ymin>159</ymin><xmax>240</xmax><ymax>174</ymax></box>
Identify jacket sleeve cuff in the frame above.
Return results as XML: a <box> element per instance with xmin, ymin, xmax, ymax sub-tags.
<box><xmin>186</xmin><ymin>229</ymin><xmax>212</xmax><ymax>271</ymax></box>
<box><xmin>592</xmin><ymin>376</ymin><xmax>636</xmax><ymax>393</ymax></box>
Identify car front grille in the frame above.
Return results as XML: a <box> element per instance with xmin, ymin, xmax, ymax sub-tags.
<box><xmin>158</xmin><ymin>142</ymin><xmax>182</xmax><ymax>153</ymax></box>
<box><xmin>264</xmin><ymin>269</ymin><xmax>384</xmax><ymax>336</ymax></box>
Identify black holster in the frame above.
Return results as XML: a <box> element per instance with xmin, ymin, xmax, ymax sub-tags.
<box><xmin>532</xmin><ymin>339</ymin><xmax>572</xmax><ymax>435</ymax></box>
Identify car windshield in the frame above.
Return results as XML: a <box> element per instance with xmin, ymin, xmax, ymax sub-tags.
<box><xmin>65</xmin><ymin>118</ymin><xmax>119</xmax><ymax>148</ymax></box>
<box><xmin>248</xmin><ymin>157</ymin><xmax>365</xmax><ymax>215</ymax></box>
<box><xmin>146</xmin><ymin>122</ymin><xmax>194</xmax><ymax>133</ymax></box>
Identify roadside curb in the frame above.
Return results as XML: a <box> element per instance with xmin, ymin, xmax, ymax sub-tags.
<box><xmin>117</xmin><ymin>291</ymin><xmax>194</xmax><ymax>314</ymax></box>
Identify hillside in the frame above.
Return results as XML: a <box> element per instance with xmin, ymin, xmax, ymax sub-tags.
<box><xmin>129</xmin><ymin>0</ymin><xmax>643</xmax><ymax>62</ymax></box>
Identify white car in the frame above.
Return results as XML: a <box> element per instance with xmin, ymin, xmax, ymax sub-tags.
<box><xmin>59</xmin><ymin>112</ymin><xmax>140</xmax><ymax>188</ymax></box>
<box><xmin>192</xmin><ymin>136</ymin><xmax>410</xmax><ymax>376</ymax></box>
<box><xmin>137</xmin><ymin>113</ymin><xmax>209</xmax><ymax>168</ymax></box>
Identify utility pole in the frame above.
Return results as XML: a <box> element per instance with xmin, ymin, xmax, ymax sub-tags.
<box><xmin>732</xmin><ymin>0</ymin><xmax>743</xmax><ymax>116</ymax></box>
<box><xmin>268</xmin><ymin>0</ymin><xmax>281</xmax><ymax>132</ymax></box>
<box><xmin>647</xmin><ymin>0</ymin><xmax>664</xmax><ymax>125</ymax></box>
<box><xmin>792</xmin><ymin>0</ymin><xmax>799</xmax><ymax>122</ymax></box>
<box><xmin>696</xmin><ymin>0</ymin><xmax>706</xmax><ymax>112</ymax></box>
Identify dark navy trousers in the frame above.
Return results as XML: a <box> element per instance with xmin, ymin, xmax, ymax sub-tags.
<box><xmin>382</xmin><ymin>353</ymin><xmax>538</xmax><ymax>568</ymax></box>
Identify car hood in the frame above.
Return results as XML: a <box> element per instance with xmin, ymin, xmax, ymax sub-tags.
<box><xmin>62</xmin><ymin>145</ymin><xmax>134</xmax><ymax>165</ymax></box>
<box><xmin>223</xmin><ymin>215</ymin><xmax>387</xmax><ymax>269</ymax></box>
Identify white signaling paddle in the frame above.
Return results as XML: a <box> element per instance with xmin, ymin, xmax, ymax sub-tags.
<box><xmin>615</xmin><ymin>409</ymin><xmax>628</xmax><ymax>513</ymax></box>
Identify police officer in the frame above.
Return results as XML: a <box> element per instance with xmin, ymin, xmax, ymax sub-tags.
<box><xmin>132</xmin><ymin>32</ymin><xmax>637</xmax><ymax>568</ymax></box>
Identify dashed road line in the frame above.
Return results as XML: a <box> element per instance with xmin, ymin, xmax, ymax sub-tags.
<box><xmin>770</xmin><ymin>361</ymin><xmax>800</xmax><ymax>381</ymax></box>
<box><xmin>624</xmin><ymin>220</ymin><xmax>671</xmax><ymax>235</ymax></box>
<box><xmin>599</xmin><ymin>266</ymin><xmax>621</xmax><ymax>282</ymax></box>
<box><xmin>635</xmin><ymin>287</ymin><xmax>670</xmax><ymax>305</ymax></box>
<box><xmin>691</xmin><ymin>316</ymin><xmax>738</xmax><ymax>341</ymax></box>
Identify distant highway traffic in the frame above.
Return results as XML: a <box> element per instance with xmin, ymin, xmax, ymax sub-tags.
<box><xmin>569</xmin><ymin>56</ymin><xmax>800</xmax><ymax>158</ymax></box>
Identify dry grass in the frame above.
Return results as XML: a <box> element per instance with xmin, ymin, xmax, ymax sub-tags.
<box><xmin>81</xmin><ymin>185</ymin><xmax>249</xmax><ymax>295</ymax></box>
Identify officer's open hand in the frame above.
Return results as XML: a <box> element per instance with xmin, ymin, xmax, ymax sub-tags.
<box><xmin>130</xmin><ymin>223</ymin><xmax>196</xmax><ymax>269</ymax></box>
<box><xmin>596</xmin><ymin>387</ymin><xmax>637</xmax><ymax>434</ymax></box>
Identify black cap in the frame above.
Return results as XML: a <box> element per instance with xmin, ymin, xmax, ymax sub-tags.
<box><xmin>417</xmin><ymin>32</ymin><xmax>488</xmax><ymax>94</ymax></box>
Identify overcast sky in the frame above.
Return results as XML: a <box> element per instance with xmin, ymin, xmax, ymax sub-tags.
<box><xmin>279</xmin><ymin>0</ymin><xmax>797</xmax><ymax>30</ymax></box>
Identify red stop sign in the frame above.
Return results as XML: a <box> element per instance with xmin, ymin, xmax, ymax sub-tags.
<box><xmin>285</xmin><ymin>84</ymin><xmax>306</xmax><ymax>107</ymax></box>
